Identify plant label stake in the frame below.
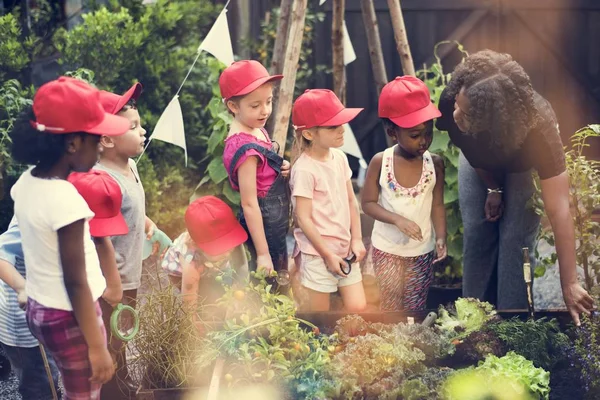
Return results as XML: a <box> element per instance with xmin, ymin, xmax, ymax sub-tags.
<box><xmin>522</xmin><ymin>247</ymin><xmax>535</xmax><ymax>320</ymax></box>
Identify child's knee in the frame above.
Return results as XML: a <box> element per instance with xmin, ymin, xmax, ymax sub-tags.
<box><xmin>345</xmin><ymin>298</ymin><xmax>367</xmax><ymax>313</ymax></box>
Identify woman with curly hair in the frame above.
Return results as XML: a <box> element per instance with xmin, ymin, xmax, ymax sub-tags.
<box><xmin>436</xmin><ymin>49</ymin><xmax>593</xmax><ymax>324</ymax></box>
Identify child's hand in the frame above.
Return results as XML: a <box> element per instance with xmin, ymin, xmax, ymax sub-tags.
<box><xmin>17</xmin><ymin>289</ymin><xmax>27</xmax><ymax>311</ymax></box>
<box><xmin>102</xmin><ymin>284</ymin><xmax>123</xmax><ymax>307</ymax></box>
<box><xmin>145</xmin><ymin>216</ymin><xmax>156</xmax><ymax>240</ymax></box>
<box><xmin>434</xmin><ymin>239</ymin><xmax>447</xmax><ymax>263</ymax></box>
<box><xmin>350</xmin><ymin>238</ymin><xmax>367</xmax><ymax>262</ymax></box>
<box><xmin>325</xmin><ymin>253</ymin><xmax>348</xmax><ymax>277</ymax></box>
<box><xmin>256</xmin><ymin>254</ymin><xmax>275</xmax><ymax>273</ymax></box>
<box><xmin>394</xmin><ymin>216</ymin><xmax>423</xmax><ymax>241</ymax></box>
<box><xmin>281</xmin><ymin>160</ymin><xmax>291</xmax><ymax>178</ymax></box>
<box><xmin>88</xmin><ymin>345</ymin><xmax>115</xmax><ymax>384</ymax></box>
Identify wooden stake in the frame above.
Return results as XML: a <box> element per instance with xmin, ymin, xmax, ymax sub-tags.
<box><xmin>271</xmin><ymin>0</ymin><xmax>308</xmax><ymax>156</ymax></box>
<box><xmin>361</xmin><ymin>0</ymin><xmax>392</xmax><ymax>146</ymax></box>
<box><xmin>387</xmin><ymin>0</ymin><xmax>415</xmax><ymax>76</ymax></box>
<box><xmin>266</xmin><ymin>0</ymin><xmax>294</xmax><ymax>139</ymax></box>
<box><xmin>360</xmin><ymin>0</ymin><xmax>388</xmax><ymax>94</ymax></box>
<box><xmin>332</xmin><ymin>0</ymin><xmax>346</xmax><ymax>104</ymax></box>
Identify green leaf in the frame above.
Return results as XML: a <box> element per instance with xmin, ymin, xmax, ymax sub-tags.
<box><xmin>207</xmin><ymin>126</ymin><xmax>225</xmax><ymax>154</ymax></box>
<box><xmin>207</xmin><ymin>157</ymin><xmax>228</xmax><ymax>183</ymax></box>
<box><xmin>444</xmin><ymin>186</ymin><xmax>459</xmax><ymax>205</ymax></box>
<box><xmin>430</xmin><ymin>131</ymin><xmax>450</xmax><ymax>153</ymax></box>
<box><xmin>222</xmin><ymin>181</ymin><xmax>240</xmax><ymax>205</ymax></box>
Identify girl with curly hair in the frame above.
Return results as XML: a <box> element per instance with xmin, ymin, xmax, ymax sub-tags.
<box><xmin>436</xmin><ymin>49</ymin><xmax>593</xmax><ymax>324</ymax></box>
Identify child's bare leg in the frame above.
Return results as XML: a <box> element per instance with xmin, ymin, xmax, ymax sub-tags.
<box><xmin>303</xmin><ymin>287</ymin><xmax>331</xmax><ymax>312</ymax></box>
<box><xmin>339</xmin><ymin>282</ymin><xmax>367</xmax><ymax>312</ymax></box>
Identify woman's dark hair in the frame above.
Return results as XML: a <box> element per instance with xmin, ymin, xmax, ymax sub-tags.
<box><xmin>10</xmin><ymin>105</ymin><xmax>85</xmax><ymax>172</ymax></box>
<box><xmin>380</xmin><ymin>117</ymin><xmax>434</xmax><ymax>136</ymax></box>
<box><xmin>445</xmin><ymin>49</ymin><xmax>539</xmax><ymax>155</ymax></box>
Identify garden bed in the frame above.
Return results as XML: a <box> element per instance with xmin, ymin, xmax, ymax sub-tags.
<box><xmin>131</xmin><ymin>269</ymin><xmax>595</xmax><ymax>400</ymax></box>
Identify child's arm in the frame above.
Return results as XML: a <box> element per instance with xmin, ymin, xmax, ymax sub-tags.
<box><xmin>59</xmin><ymin>219</ymin><xmax>114</xmax><ymax>384</ymax></box>
<box><xmin>181</xmin><ymin>258</ymin><xmax>202</xmax><ymax>311</ymax></box>
<box><xmin>361</xmin><ymin>152</ymin><xmax>423</xmax><ymax>241</ymax></box>
<box><xmin>93</xmin><ymin>237</ymin><xmax>122</xmax><ymax>307</ymax></box>
<box><xmin>431</xmin><ymin>154</ymin><xmax>447</xmax><ymax>262</ymax></box>
<box><xmin>296</xmin><ymin>196</ymin><xmax>347</xmax><ymax>277</ymax></box>
<box><xmin>237</xmin><ymin>157</ymin><xmax>273</xmax><ymax>271</ymax></box>
<box><xmin>346</xmin><ymin>179</ymin><xmax>366</xmax><ymax>262</ymax></box>
<box><xmin>0</xmin><ymin>260</ymin><xmax>26</xmax><ymax>308</ymax></box>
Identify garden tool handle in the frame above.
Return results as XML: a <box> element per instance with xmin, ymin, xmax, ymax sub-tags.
<box><xmin>110</xmin><ymin>303</ymin><xmax>140</xmax><ymax>342</ymax></box>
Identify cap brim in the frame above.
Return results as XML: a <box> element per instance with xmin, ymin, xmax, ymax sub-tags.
<box><xmin>112</xmin><ymin>83</ymin><xmax>143</xmax><ymax>114</ymax></box>
<box><xmin>319</xmin><ymin>107</ymin><xmax>364</xmax><ymax>127</ymax></box>
<box><xmin>234</xmin><ymin>75</ymin><xmax>284</xmax><ymax>98</ymax></box>
<box><xmin>389</xmin><ymin>102</ymin><xmax>442</xmax><ymax>129</ymax></box>
<box><xmin>89</xmin><ymin>213</ymin><xmax>129</xmax><ymax>237</ymax></box>
<box><xmin>196</xmin><ymin>224</ymin><xmax>248</xmax><ymax>257</ymax></box>
<box><xmin>85</xmin><ymin>112</ymin><xmax>130</xmax><ymax>136</ymax></box>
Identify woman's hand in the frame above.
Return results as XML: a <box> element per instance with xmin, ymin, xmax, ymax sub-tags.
<box><xmin>484</xmin><ymin>192</ymin><xmax>504</xmax><ymax>222</ymax></box>
<box><xmin>562</xmin><ymin>281</ymin><xmax>594</xmax><ymax>326</ymax></box>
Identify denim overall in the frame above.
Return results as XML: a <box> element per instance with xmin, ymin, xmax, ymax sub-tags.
<box><xmin>228</xmin><ymin>142</ymin><xmax>290</xmax><ymax>273</ymax></box>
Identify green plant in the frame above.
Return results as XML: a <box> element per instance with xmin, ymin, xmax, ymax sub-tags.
<box><xmin>52</xmin><ymin>1</ymin><xmax>222</xmax><ymax>238</ymax></box>
<box><xmin>487</xmin><ymin>318</ymin><xmax>570</xmax><ymax>371</ymax></box>
<box><xmin>0</xmin><ymin>14</ymin><xmax>32</xmax><ymax>82</ymax></box>
<box><xmin>417</xmin><ymin>41</ymin><xmax>469</xmax><ymax>284</ymax></box>
<box><xmin>443</xmin><ymin>367</ymin><xmax>534</xmax><ymax>400</ymax></box>
<box><xmin>530</xmin><ymin>125</ymin><xmax>600</xmax><ymax>294</ymax></box>
<box><xmin>436</xmin><ymin>297</ymin><xmax>496</xmax><ymax>340</ymax></box>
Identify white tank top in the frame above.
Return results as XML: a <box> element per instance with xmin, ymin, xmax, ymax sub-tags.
<box><xmin>371</xmin><ymin>146</ymin><xmax>436</xmax><ymax>257</ymax></box>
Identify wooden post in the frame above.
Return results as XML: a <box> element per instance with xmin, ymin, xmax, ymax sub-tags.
<box><xmin>387</xmin><ymin>0</ymin><xmax>415</xmax><ymax>76</ymax></box>
<box><xmin>360</xmin><ymin>0</ymin><xmax>388</xmax><ymax>94</ymax></box>
<box><xmin>361</xmin><ymin>0</ymin><xmax>392</xmax><ymax>146</ymax></box>
<box><xmin>266</xmin><ymin>0</ymin><xmax>294</xmax><ymax>138</ymax></box>
<box><xmin>271</xmin><ymin>0</ymin><xmax>308</xmax><ymax>156</ymax></box>
<box><xmin>332</xmin><ymin>0</ymin><xmax>346</xmax><ymax>104</ymax></box>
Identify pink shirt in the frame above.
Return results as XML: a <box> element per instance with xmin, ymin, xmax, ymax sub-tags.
<box><xmin>290</xmin><ymin>149</ymin><xmax>353</xmax><ymax>258</ymax></box>
<box><xmin>223</xmin><ymin>131</ymin><xmax>278</xmax><ymax>198</ymax></box>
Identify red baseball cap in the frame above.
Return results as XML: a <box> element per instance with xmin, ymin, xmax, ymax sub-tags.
<box><xmin>68</xmin><ymin>170</ymin><xmax>129</xmax><ymax>237</ymax></box>
<box><xmin>99</xmin><ymin>82</ymin><xmax>143</xmax><ymax>115</ymax></box>
<box><xmin>378</xmin><ymin>76</ymin><xmax>441</xmax><ymax>128</ymax></box>
<box><xmin>292</xmin><ymin>89</ymin><xmax>363</xmax><ymax>129</ymax></box>
<box><xmin>219</xmin><ymin>60</ymin><xmax>283</xmax><ymax>100</ymax></box>
<box><xmin>185</xmin><ymin>196</ymin><xmax>248</xmax><ymax>256</ymax></box>
<box><xmin>30</xmin><ymin>77</ymin><xmax>130</xmax><ymax>136</ymax></box>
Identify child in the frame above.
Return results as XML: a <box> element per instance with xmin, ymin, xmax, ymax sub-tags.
<box><xmin>289</xmin><ymin>89</ymin><xmax>367</xmax><ymax>312</ymax></box>
<box><xmin>96</xmin><ymin>83</ymin><xmax>156</xmax><ymax>398</ymax></box>
<box><xmin>361</xmin><ymin>76</ymin><xmax>447</xmax><ymax>311</ymax></box>
<box><xmin>162</xmin><ymin>196</ymin><xmax>249</xmax><ymax>326</ymax></box>
<box><xmin>0</xmin><ymin>218</ymin><xmax>60</xmax><ymax>399</ymax></box>
<box><xmin>0</xmin><ymin>170</ymin><xmax>127</xmax><ymax>399</ymax></box>
<box><xmin>9</xmin><ymin>77</ymin><xmax>130</xmax><ymax>399</ymax></box>
<box><xmin>220</xmin><ymin>60</ymin><xmax>290</xmax><ymax>274</ymax></box>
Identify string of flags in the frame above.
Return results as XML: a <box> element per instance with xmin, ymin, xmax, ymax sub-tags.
<box><xmin>141</xmin><ymin>0</ymin><xmax>367</xmax><ymax>187</ymax></box>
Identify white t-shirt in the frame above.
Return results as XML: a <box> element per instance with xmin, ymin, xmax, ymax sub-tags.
<box><xmin>11</xmin><ymin>168</ymin><xmax>106</xmax><ymax>311</ymax></box>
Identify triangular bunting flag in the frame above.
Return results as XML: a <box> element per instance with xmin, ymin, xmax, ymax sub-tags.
<box><xmin>150</xmin><ymin>95</ymin><xmax>187</xmax><ymax>166</ymax></box>
<box><xmin>340</xmin><ymin>123</ymin><xmax>367</xmax><ymax>186</ymax></box>
<box><xmin>198</xmin><ymin>7</ymin><xmax>234</xmax><ymax>66</ymax></box>
<box><xmin>343</xmin><ymin>21</ymin><xmax>356</xmax><ymax>65</ymax></box>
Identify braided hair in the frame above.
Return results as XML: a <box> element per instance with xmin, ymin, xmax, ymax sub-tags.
<box><xmin>446</xmin><ymin>50</ymin><xmax>540</xmax><ymax>156</ymax></box>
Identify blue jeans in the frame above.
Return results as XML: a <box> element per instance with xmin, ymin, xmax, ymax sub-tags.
<box><xmin>1</xmin><ymin>342</ymin><xmax>60</xmax><ymax>400</ymax></box>
<box><xmin>458</xmin><ymin>152</ymin><xmax>540</xmax><ymax>309</ymax></box>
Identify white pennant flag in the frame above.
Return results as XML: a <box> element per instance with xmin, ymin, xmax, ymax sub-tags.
<box><xmin>198</xmin><ymin>7</ymin><xmax>234</xmax><ymax>66</ymax></box>
<box><xmin>150</xmin><ymin>95</ymin><xmax>187</xmax><ymax>166</ymax></box>
<box><xmin>342</xmin><ymin>21</ymin><xmax>356</xmax><ymax>65</ymax></box>
<box><xmin>319</xmin><ymin>0</ymin><xmax>327</xmax><ymax>4</ymax></box>
<box><xmin>340</xmin><ymin>123</ymin><xmax>368</xmax><ymax>187</ymax></box>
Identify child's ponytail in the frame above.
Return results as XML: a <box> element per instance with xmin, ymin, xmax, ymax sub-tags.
<box><xmin>290</xmin><ymin>128</ymin><xmax>312</xmax><ymax>167</ymax></box>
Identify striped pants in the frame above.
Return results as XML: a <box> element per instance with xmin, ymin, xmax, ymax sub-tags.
<box><xmin>372</xmin><ymin>248</ymin><xmax>434</xmax><ymax>311</ymax></box>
